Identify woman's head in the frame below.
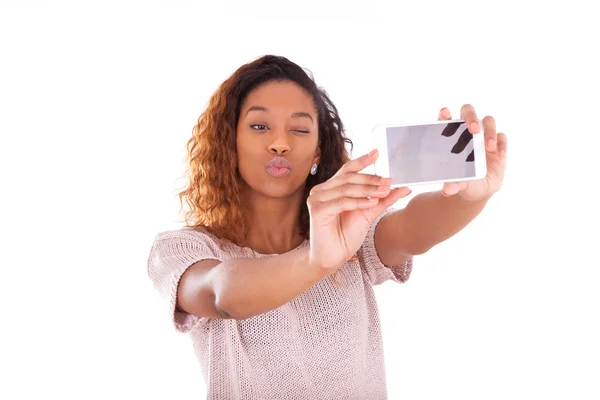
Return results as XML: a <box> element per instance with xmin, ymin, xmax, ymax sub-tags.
<box><xmin>178</xmin><ymin>55</ymin><xmax>353</xmax><ymax>245</ymax></box>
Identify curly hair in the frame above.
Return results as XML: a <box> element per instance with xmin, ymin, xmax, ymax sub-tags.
<box><xmin>177</xmin><ymin>55</ymin><xmax>353</xmax><ymax>247</ymax></box>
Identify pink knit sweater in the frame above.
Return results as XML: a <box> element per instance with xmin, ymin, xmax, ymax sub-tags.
<box><xmin>147</xmin><ymin>208</ymin><xmax>413</xmax><ymax>399</ymax></box>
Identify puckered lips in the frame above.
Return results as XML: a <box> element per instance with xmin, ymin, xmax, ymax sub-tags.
<box><xmin>266</xmin><ymin>156</ymin><xmax>292</xmax><ymax>178</ymax></box>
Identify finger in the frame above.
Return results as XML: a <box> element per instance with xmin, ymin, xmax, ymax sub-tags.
<box><xmin>441</xmin><ymin>181</ymin><xmax>469</xmax><ymax>196</ymax></box>
<box><xmin>441</xmin><ymin>182</ymin><xmax>459</xmax><ymax>196</ymax></box>
<box><xmin>374</xmin><ymin>187</ymin><xmax>412</xmax><ymax>210</ymax></box>
<box><xmin>460</xmin><ymin>104</ymin><xmax>480</xmax><ymax>134</ymax></box>
<box><xmin>496</xmin><ymin>132</ymin><xmax>508</xmax><ymax>161</ymax></box>
<box><xmin>335</xmin><ymin>149</ymin><xmax>379</xmax><ymax>175</ymax></box>
<box><xmin>308</xmin><ymin>196</ymin><xmax>381</xmax><ymax>217</ymax></box>
<box><xmin>310</xmin><ymin>183</ymin><xmax>391</xmax><ymax>203</ymax></box>
<box><xmin>438</xmin><ymin>107</ymin><xmax>452</xmax><ymax>120</ymax></box>
<box><xmin>362</xmin><ymin>187</ymin><xmax>413</xmax><ymax>219</ymax></box>
<box><xmin>482</xmin><ymin>115</ymin><xmax>497</xmax><ymax>152</ymax></box>
<box><xmin>311</xmin><ymin>172</ymin><xmax>391</xmax><ymax>194</ymax></box>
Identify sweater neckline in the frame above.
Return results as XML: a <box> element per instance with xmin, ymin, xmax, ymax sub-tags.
<box><xmin>242</xmin><ymin>239</ymin><xmax>309</xmax><ymax>258</ymax></box>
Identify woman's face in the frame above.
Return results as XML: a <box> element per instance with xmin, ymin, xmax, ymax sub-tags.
<box><xmin>236</xmin><ymin>80</ymin><xmax>321</xmax><ymax>199</ymax></box>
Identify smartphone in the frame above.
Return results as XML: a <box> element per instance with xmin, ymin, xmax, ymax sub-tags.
<box><xmin>372</xmin><ymin>119</ymin><xmax>487</xmax><ymax>186</ymax></box>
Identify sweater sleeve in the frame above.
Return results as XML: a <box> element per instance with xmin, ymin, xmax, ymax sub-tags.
<box><xmin>359</xmin><ymin>207</ymin><xmax>413</xmax><ymax>286</ymax></box>
<box><xmin>147</xmin><ymin>229</ymin><xmax>221</xmax><ymax>333</ymax></box>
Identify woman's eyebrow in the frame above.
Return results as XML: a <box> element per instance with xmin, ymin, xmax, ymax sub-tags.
<box><xmin>245</xmin><ymin>106</ymin><xmax>268</xmax><ymax>116</ymax></box>
<box><xmin>290</xmin><ymin>112</ymin><xmax>313</xmax><ymax>123</ymax></box>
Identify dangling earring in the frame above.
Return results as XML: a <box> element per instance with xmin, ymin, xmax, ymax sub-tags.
<box><xmin>310</xmin><ymin>163</ymin><xmax>318</xmax><ymax>175</ymax></box>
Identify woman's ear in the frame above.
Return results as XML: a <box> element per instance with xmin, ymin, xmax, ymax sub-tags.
<box><xmin>313</xmin><ymin>146</ymin><xmax>322</xmax><ymax>166</ymax></box>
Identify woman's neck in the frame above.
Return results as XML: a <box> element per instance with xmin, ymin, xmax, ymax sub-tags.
<box><xmin>243</xmin><ymin>189</ymin><xmax>306</xmax><ymax>255</ymax></box>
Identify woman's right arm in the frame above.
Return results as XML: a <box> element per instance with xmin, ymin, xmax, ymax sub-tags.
<box><xmin>177</xmin><ymin>246</ymin><xmax>330</xmax><ymax>320</ymax></box>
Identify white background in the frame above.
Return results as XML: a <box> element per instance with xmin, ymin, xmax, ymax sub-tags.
<box><xmin>1</xmin><ymin>1</ymin><xmax>599</xmax><ymax>399</ymax></box>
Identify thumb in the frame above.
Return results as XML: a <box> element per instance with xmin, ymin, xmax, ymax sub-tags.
<box><xmin>362</xmin><ymin>187</ymin><xmax>412</xmax><ymax>221</ymax></box>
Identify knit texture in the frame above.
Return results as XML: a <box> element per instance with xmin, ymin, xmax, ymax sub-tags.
<box><xmin>147</xmin><ymin>208</ymin><xmax>413</xmax><ymax>399</ymax></box>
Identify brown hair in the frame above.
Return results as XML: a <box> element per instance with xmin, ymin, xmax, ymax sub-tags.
<box><xmin>177</xmin><ymin>55</ymin><xmax>353</xmax><ymax>247</ymax></box>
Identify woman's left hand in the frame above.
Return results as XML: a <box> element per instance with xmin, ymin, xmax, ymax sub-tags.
<box><xmin>438</xmin><ymin>104</ymin><xmax>508</xmax><ymax>201</ymax></box>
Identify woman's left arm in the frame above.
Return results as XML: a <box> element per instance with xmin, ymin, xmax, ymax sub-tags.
<box><xmin>375</xmin><ymin>104</ymin><xmax>508</xmax><ymax>266</ymax></box>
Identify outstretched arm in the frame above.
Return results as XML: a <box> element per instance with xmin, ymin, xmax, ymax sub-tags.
<box><xmin>375</xmin><ymin>192</ymin><xmax>489</xmax><ymax>265</ymax></box>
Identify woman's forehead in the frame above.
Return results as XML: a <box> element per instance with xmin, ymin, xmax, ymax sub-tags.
<box><xmin>242</xmin><ymin>81</ymin><xmax>316</xmax><ymax>114</ymax></box>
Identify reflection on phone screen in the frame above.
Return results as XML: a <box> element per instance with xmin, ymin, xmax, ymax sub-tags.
<box><xmin>386</xmin><ymin>122</ymin><xmax>476</xmax><ymax>183</ymax></box>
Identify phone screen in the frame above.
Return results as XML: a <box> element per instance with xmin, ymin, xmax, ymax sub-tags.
<box><xmin>385</xmin><ymin>121</ymin><xmax>477</xmax><ymax>184</ymax></box>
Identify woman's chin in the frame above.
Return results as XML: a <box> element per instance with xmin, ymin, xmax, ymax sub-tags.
<box><xmin>246</xmin><ymin>180</ymin><xmax>306</xmax><ymax>200</ymax></box>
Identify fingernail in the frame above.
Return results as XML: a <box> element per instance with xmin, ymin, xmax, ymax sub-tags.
<box><xmin>470</xmin><ymin>122</ymin><xmax>479</xmax><ymax>133</ymax></box>
<box><xmin>368</xmin><ymin>149</ymin><xmax>378</xmax><ymax>156</ymax></box>
<box><xmin>441</xmin><ymin>190</ymin><xmax>449</xmax><ymax>196</ymax></box>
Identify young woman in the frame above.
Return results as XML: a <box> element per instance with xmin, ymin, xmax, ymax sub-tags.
<box><xmin>147</xmin><ymin>55</ymin><xmax>507</xmax><ymax>399</ymax></box>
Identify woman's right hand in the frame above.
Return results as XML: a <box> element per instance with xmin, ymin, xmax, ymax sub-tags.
<box><xmin>307</xmin><ymin>149</ymin><xmax>412</xmax><ymax>270</ymax></box>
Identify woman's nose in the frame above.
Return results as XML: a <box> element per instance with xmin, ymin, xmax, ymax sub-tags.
<box><xmin>268</xmin><ymin>132</ymin><xmax>291</xmax><ymax>155</ymax></box>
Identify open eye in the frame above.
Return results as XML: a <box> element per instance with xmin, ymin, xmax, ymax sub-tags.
<box><xmin>250</xmin><ymin>124</ymin><xmax>268</xmax><ymax>131</ymax></box>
